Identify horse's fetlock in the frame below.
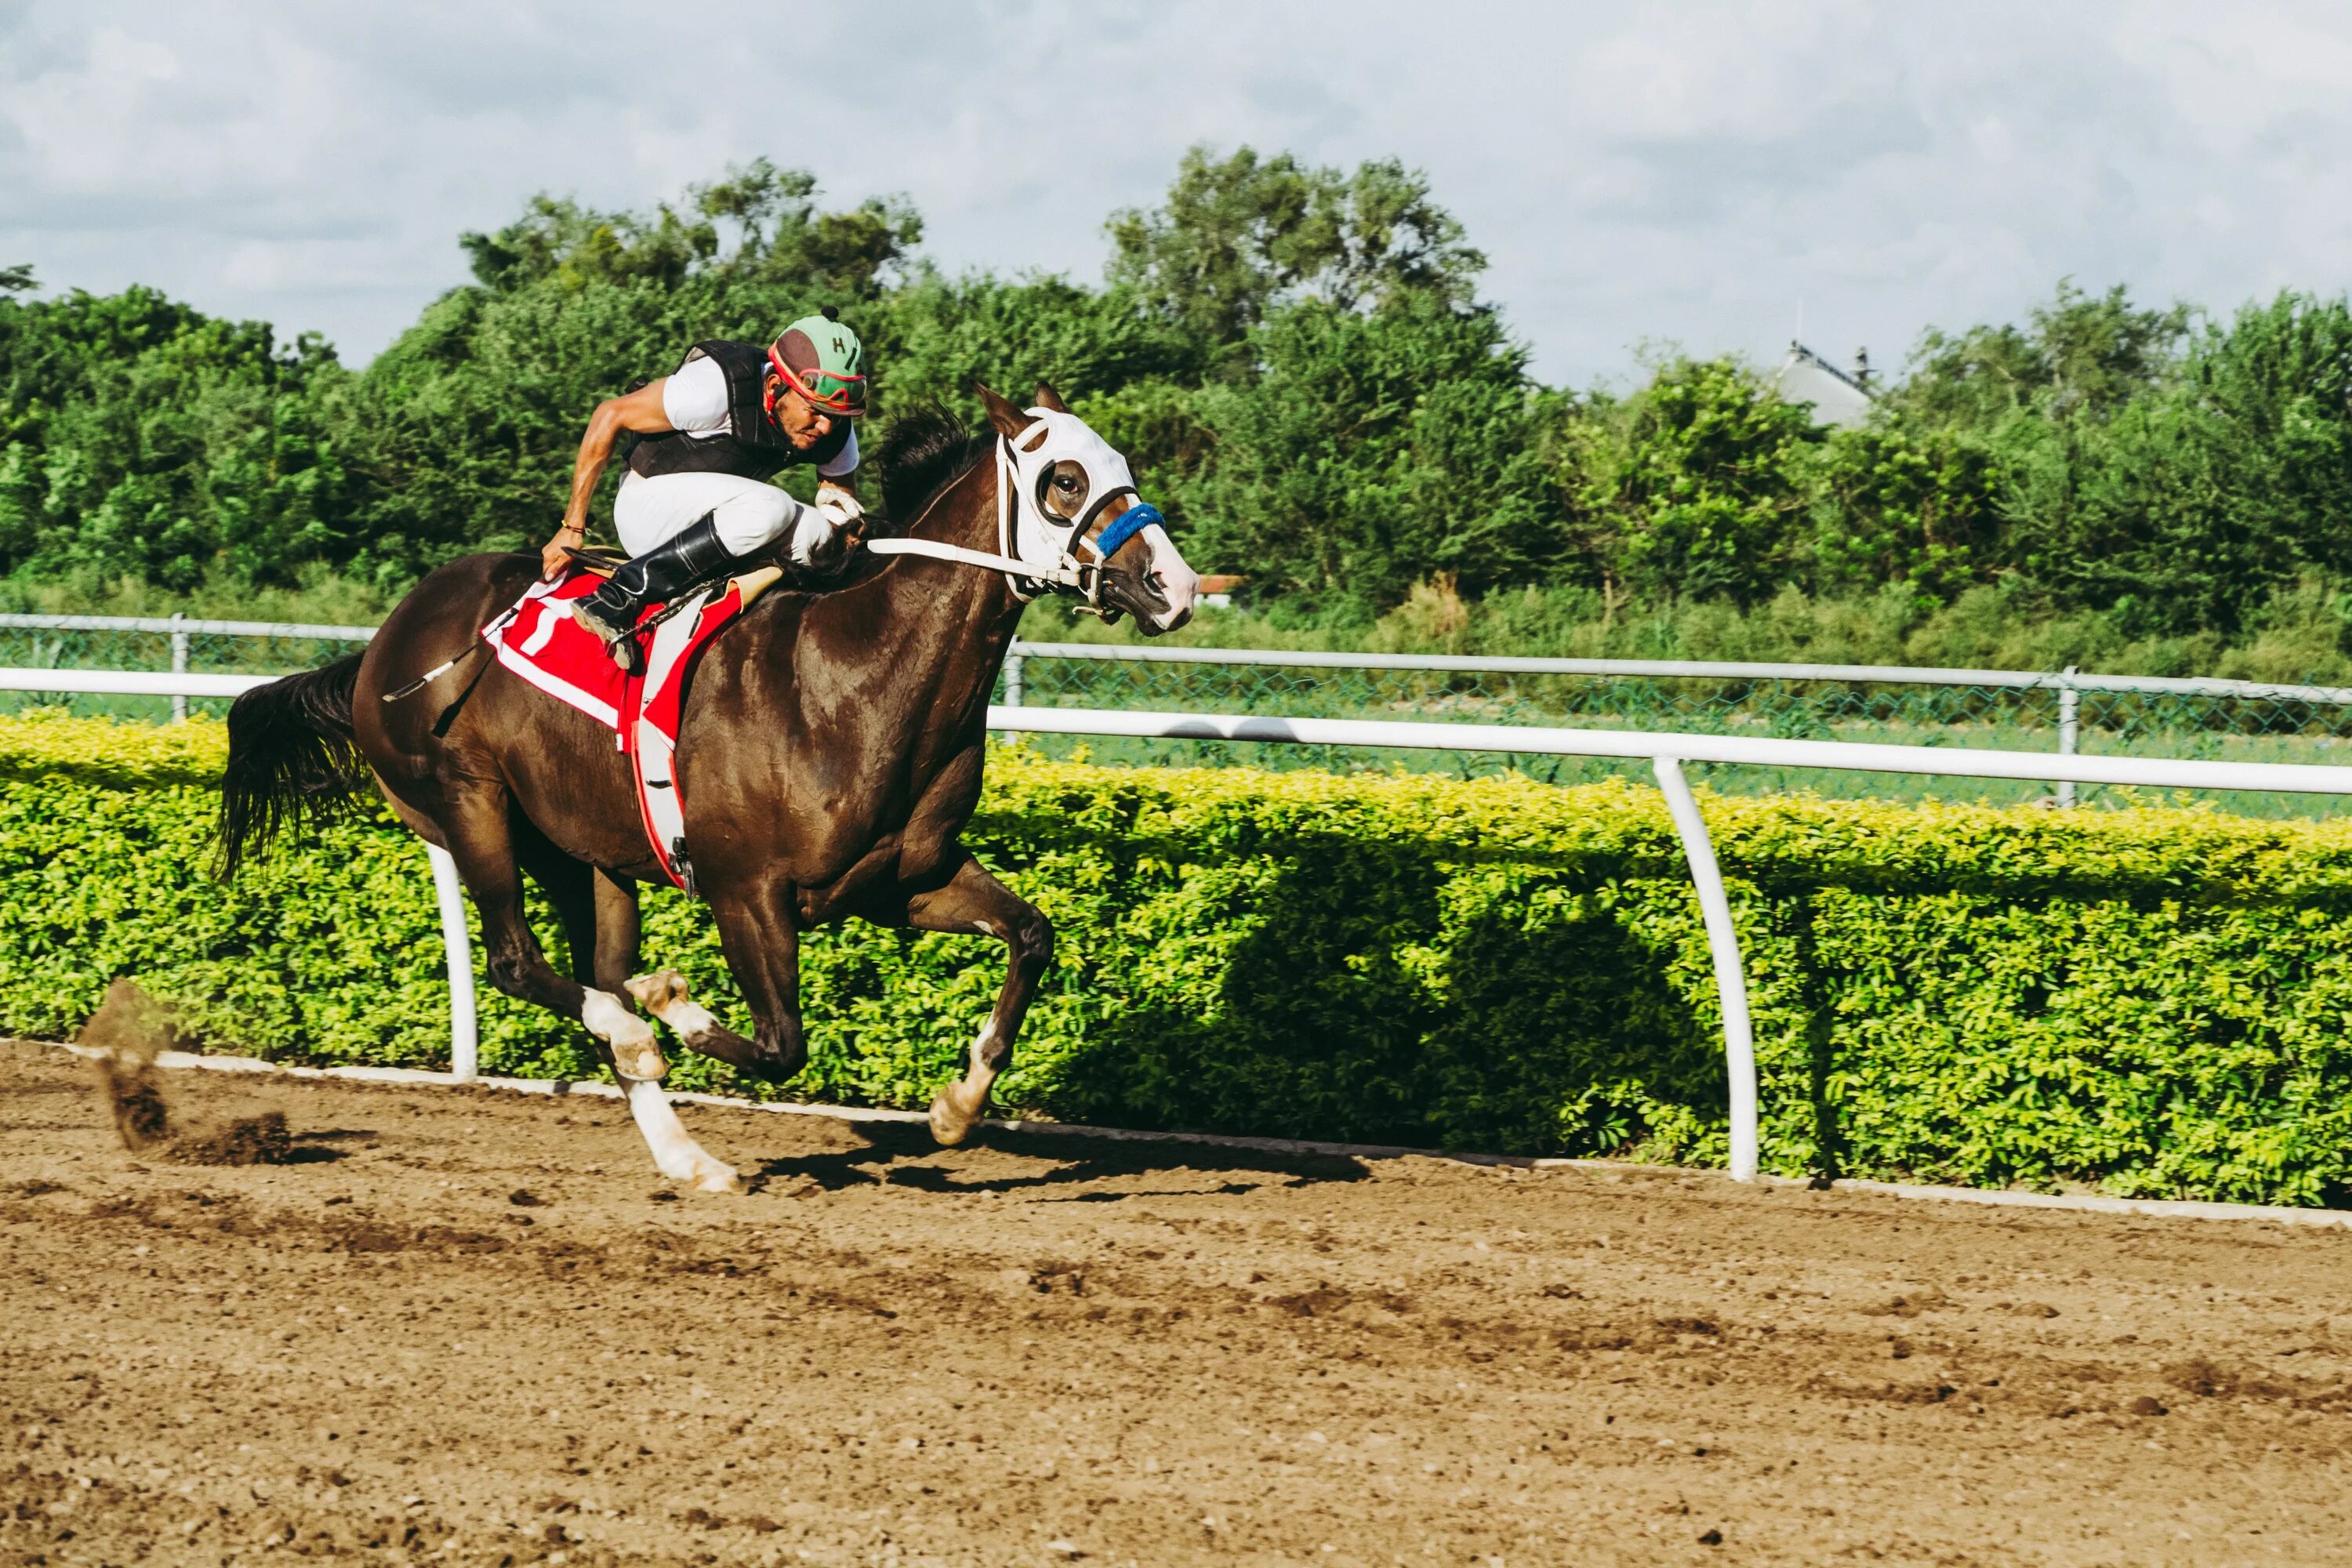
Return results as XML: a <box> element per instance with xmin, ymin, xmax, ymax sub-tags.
<box><xmin>485</xmin><ymin>953</ymin><xmax>539</xmax><ymax>999</ymax></box>
<box><xmin>746</xmin><ymin>1029</ymin><xmax>808</xmax><ymax>1085</ymax></box>
<box><xmin>1019</xmin><ymin>913</ymin><xmax>1055</xmax><ymax>964</ymax></box>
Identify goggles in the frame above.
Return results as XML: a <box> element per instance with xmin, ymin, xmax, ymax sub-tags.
<box><xmin>767</xmin><ymin>346</ymin><xmax>868</xmax><ymax>417</ymax></box>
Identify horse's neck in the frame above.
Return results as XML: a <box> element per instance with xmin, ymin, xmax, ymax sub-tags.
<box><xmin>818</xmin><ymin>448</ymin><xmax>1023</xmax><ymax>716</ymax></box>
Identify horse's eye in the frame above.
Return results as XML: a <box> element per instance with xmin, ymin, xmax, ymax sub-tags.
<box><xmin>1055</xmin><ymin>474</ymin><xmax>1080</xmax><ymax>492</ymax></box>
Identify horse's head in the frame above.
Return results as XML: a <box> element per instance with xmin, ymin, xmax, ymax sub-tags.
<box><xmin>978</xmin><ymin>383</ymin><xmax>1199</xmax><ymax>635</ymax></box>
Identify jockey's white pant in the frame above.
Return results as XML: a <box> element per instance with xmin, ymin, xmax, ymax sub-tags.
<box><xmin>612</xmin><ymin>470</ymin><xmax>822</xmax><ymax>562</ymax></box>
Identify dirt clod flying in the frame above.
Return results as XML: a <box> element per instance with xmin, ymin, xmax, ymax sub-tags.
<box><xmin>77</xmin><ymin>981</ymin><xmax>296</xmax><ymax>1165</ymax></box>
<box><xmin>78</xmin><ymin>979</ymin><xmax>176</xmax><ymax>1151</ymax></box>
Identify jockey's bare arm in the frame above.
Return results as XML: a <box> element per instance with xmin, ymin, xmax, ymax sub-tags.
<box><xmin>542</xmin><ymin>380</ymin><xmax>676</xmax><ymax>579</ymax></box>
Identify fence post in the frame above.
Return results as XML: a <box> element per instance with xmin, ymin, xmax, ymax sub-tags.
<box><xmin>1002</xmin><ymin>648</ymin><xmax>1025</xmax><ymax>746</ymax></box>
<box><xmin>169</xmin><ymin>613</ymin><xmax>189</xmax><ymax>724</ymax></box>
<box><xmin>426</xmin><ymin>844</ymin><xmax>479</xmax><ymax>1082</ymax></box>
<box><xmin>2056</xmin><ymin>666</ymin><xmax>2080</xmax><ymax>809</ymax></box>
<box><xmin>1653</xmin><ymin>757</ymin><xmax>1759</xmax><ymax>1181</ymax></box>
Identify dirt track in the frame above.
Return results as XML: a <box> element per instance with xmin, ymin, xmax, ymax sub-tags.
<box><xmin>6</xmin><ymin>1039</ymin><xmax>2352</xmax><ymax>1566</ymax></box>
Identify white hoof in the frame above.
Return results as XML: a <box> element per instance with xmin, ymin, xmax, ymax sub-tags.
<box><xmin>622</xmin><ymin>1078</ymin><xmax>732</xmax><ymax>1192</ymax></box>
<box><xmin>627</xmin><ymin>968</ymin><xmax>733</xmax><ymax>1053</ymax></box>
<box><xmin>625</xmin><ymin>968</ymin><xmax>687</xmax><ymax>1012</ymax></box>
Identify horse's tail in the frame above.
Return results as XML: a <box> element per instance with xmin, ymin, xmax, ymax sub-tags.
<box><xmin>214</xmin><ymin>652</ymin><xmax>373</xmax><ymax>880</ymax></box>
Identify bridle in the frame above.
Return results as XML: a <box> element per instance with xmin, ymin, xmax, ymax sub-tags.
<box><xmin>864</xmin><ymin>407</ymin><xmax>1167</xmax><ymax>616</ymax></box>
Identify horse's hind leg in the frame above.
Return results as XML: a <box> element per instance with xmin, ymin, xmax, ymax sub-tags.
<box><xmin>879</xmin><ymin>852</ymin><xmax>1053</xmax><ymax>1146</ymax></box>
<box><xmin>698</xmin><ymin>873</ymin><xmax>810</xmax><ymax>1085</ymax></box>
<box><xmin>463</xmin><ymin>800</ymin><xmax>735</xmax><ymax>1192</ymax></box>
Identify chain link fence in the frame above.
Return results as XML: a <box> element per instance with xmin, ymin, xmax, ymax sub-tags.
<box><xmin>0</xmin><ymin>615</ymin><xmax>370</xmax><ymax>724</ymax></box>
<box><xmin>9</xmin><ymin>615</ymin><xmax>2351</xmax><ymax>816</ymax></box>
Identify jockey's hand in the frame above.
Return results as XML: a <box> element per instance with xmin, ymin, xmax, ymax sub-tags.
<box><xmin>815</xmin><ymin>481</ymin><xmax>866</xmax><ymax>543</ymax></box>
<box><xmin>540</xmin><ymin>524</ymin><xmax>585</xmax><ymax>580</ymax></box>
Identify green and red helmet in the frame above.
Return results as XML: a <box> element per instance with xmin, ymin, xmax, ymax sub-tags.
<box><xmin>767</xmin><ymin>314</ymin><xmax>868</xmax><ymax>418</ymax></box>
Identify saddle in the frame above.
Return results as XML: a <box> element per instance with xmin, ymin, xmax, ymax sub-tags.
<box><xmin>484</xmin><ymin>560</ymin><xmax>786</xmax><ymax>895</ymax></box>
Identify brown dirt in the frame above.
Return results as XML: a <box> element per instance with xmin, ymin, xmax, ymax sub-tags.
<box><xmin>166</xmin><ymin>1111</ymin><xmax>296</xmax><ymax>1169</ymax></box>
<box><xmin>4</xmin><ymin>1038</ymin><xmax>2350</xmax><ymax>1566</ymax></box>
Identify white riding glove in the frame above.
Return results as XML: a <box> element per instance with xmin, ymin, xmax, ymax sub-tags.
<box><xmin>815</xmin><ymin>481</ymin><xmax>865</xmax><ymax>535</ymax></box>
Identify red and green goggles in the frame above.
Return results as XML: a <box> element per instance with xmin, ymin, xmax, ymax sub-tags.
<box><xmin>768</xmin><ymin>347</ymin><xmax>868</xmax><ymax>417</ymax></box>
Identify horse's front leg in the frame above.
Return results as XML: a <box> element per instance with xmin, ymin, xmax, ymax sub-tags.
<box><xmin>884</xmin><ymin>852</ymin><xmax>1054</xmax><ymax>1146</ymax></box>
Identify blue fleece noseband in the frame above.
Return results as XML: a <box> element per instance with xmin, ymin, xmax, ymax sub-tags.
<box><xmin>1088</xmin><ymin>502</ymin><xmax>1163</xmax><ymax>561</ymax></box>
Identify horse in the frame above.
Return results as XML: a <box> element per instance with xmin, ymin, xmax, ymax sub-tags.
<box><xmin>216</xmin><ymin>384</ymin><xmax>1199</xmax><ymax>1191</ymax></box>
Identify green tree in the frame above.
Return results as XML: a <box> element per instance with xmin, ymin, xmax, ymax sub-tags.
<box><xmin>459</xmin><ymin>159</ymin><xmax>921</xmax><ymax>303</ymax></box>
<box><xmin>1892</xmin><ymin>280</ymin><xmax>2189</xmax><ymax>430</ymax></box>
<box><xmin>1174</xmin><ymin>293</ymin><xmax>1561</xmax><ymax>607</ymax></box>
<box><xmin>1809</xmin><ymin>419</ymin><xmax>2005</xmax><ymax>607</ymax></box>
<box><xmin>0</xmin><ymin>285</ymin><xmax>342</xmax><ymax>587</ymax></box>
<box><xmin>1997</xmin><ymin>292</ymin><xmax>2352</xmax><ymax>635</ymax></box>
<box><xmin>1588</xmin><ymin>357</ymin><xmax>1817</xmax><ymax>607</ymax></box>
<box><xmin>1108</xmin><ymin>145</ymin><xmax>1485</xmax><ymax>374</ymax></box>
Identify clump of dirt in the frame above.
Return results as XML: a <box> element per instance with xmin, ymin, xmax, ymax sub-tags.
<box><xmin>78</xmin><ymin>981</ymin><xmax>296</xmax><ymax>1166</ymax></box>
<box><xmin>79</xmin><ymin>980</ymin><xmax>176</xmax><ymax>1150</ymax></box>
<box><xmin>171</xmin><ymin>1111</ymin><xmax>294</xmax><ymax>1167</ymax></box>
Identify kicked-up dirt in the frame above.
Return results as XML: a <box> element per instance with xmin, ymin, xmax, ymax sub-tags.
<box><xmin>5</xmin><ymin>1035</ymin><xmax>2352</xmax><ymax>1566</ymax></box>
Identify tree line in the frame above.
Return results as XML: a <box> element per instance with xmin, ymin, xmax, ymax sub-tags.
<box><xmin>5</xmin><ymin>146</ymin><xmax>2352</xmax><ymax>648</ymax></box>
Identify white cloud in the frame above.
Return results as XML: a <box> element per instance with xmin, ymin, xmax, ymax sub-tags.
<box><xmin>4</xmin><ymin>0</ymin><xmax>2352</xmax><ymax>383</ymax></box>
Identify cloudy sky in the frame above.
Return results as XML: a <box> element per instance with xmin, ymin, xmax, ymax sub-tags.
<box><xmin>5</xmin><ymin>1</ymin><xmax>2350</xmax><ymax>386</ymax></box>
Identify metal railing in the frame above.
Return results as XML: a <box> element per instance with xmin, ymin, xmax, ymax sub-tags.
<box><xmin>10</xmin><ymin>612</ymin><xmax>2352</xmax><ymax>808</ymax></box>
<box><xmin>994</xmin><ymin>643</ymin><xmax>2352</xmax><ymax>808</ymax></box>
<box><xmin>14</xmin><ymin>662</ymin><xmax>2352</xmax><ymax>1185</ymax></box>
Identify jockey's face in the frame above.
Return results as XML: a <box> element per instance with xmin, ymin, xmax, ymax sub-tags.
<box><xmin>766</xmin><ymin>377</ymin><xmax>834</xmax><ymax>449</ymax></box>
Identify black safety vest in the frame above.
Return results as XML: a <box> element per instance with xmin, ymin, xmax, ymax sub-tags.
<box><xmin>623</xmin><ymin>339</ymin><xmax>854</xmax><ymax>482</ymax></box>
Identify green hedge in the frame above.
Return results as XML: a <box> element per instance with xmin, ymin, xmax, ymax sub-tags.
<box><xmin>7</xmin><ymin>712</ymin><xmax>2352</xmax><ymax>1206</ymax></box>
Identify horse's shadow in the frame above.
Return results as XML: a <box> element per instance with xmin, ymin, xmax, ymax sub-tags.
<box><xmin>748</xmin><ymin>1120</ymin><xmax>1369</xmax><ymax>1200</ymax></box>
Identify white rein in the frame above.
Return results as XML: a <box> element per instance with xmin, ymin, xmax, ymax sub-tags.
<box><xmin>861</xmin><ymin>419</ymin><xmax>1144</xmax><ymax>604</ymax></box>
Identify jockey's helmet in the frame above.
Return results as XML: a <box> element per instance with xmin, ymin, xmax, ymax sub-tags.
<box><xmin>768</xmin><ymin>315</ymin><xmax>868</xmax><ymax>420</ymax></box>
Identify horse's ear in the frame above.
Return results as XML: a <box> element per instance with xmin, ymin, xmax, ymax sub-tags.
<box><xmin>975</xmin><ymin>382</ymin><xmax>1031</xmax><ymax>439</ymax></box>
<box><xmin>1033</xmin><ymin>381</ymin><xmax>1069</xmax><ymax>414</ymax></box>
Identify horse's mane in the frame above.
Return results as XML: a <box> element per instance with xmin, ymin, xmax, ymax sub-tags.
<box><xmin>872</xmin><ymin>402</ymin><xmax>993</xmax><ymax>532</ymax></box>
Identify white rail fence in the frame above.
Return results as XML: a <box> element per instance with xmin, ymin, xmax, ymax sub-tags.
<box><xmin>15</xmin><ymin>613</ymin><xmax>2352</xmax><ymax>751</ymax></box>
<box><xmin>13</xmin><ymin>664</ymin><xmax>2352</xmax><ymax>1183</ymax></box>
<box><xmin>13</xmin><ymin>612</ymin><xmax>2352</xmax><ymax>704</ymax></box>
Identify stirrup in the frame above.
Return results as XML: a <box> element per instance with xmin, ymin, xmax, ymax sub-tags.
<box><xmin>601</xmin><ymin>633</ymin><xmax>644</xmax><ymax>676</ymax></box>
<box><xmin>570</xmin><ymin>597</ymin><xmax>644</xmax><ymax>673</ymax></box>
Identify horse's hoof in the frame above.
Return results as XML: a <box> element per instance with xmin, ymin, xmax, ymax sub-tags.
<box><xmin>929</xmin><ymin>1088</ymin><xmax>978</xmax><ymax>1146</ymax></box>
<box><xmin>690</xmin><ymin>1158</ymin><xmax>740</xmax><ymax>1195</ymax></box>
<box><xmin>626</xmin><ymin>969</ymin><xmax>687</xmax><ymax>1012</ymax></box>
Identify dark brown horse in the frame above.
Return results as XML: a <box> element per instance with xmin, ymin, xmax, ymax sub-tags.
<box><xmin>217</xmin><ymin>387</ymin><xmax>1198</xmax><ymax>1190</ymax></box>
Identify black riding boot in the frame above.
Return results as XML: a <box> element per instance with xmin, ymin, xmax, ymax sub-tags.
<box><xmin>571</xmin><ymin>513</ymin><xmax>737</xmax><ymax>673</ymax></box>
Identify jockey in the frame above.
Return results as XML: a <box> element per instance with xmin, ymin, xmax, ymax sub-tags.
<box><xmin>544</xmin><ymin>314</ymin><xmax>869</xmax><ymax>671</ymax></box>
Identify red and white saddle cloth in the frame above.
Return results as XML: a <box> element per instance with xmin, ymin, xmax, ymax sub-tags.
<box><xmin>483</xmin><ymin>570</ymin><xmax>753</xmax><ymax>894</ymax></box>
